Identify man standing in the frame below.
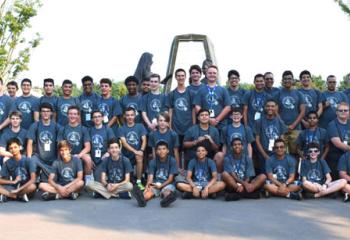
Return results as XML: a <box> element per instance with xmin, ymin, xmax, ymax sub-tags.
<box><xmin>56</xmin><ymin>80</ymin><xmax>80</xmax><ymax>126</ymax></box>
<box><xmin>27</xmin><ymin>103</ymin><xmax>60</xmax><ymax>182</ymax></box>
<box><xmin>264</xmin><ymin>72</ymin><xmax>279</xmax><ymax>96</ymax></box>
<box><xmin>298</xmin><ymin>70</ymin><xmax>322</xmax><ymax>128</ymax></box>
<box><xmin>79</xmin><ymin>76</ymin><xmax>101</xmax><ymax>127</ymax></box>
<box><xmin>6</xmin><ymin>81</ymin><xmax>18</xmax><ymax>99</ymax></box>
<box><xmin>39</xmin><ymin>78</ymin><xmax>59</xmax><ymax>120</ymax></box>
<box><xmin>187</xmin><ymin>65</ymin><xmax>203</xmax><ymax>95</ymax></box>
<box><xmin>141</xmin><ymin>73</ymin><xmax>168</xmax><ymax>132</ymax></box>
<box><xmin>327</xmin><ymin>102</ymin><xmax>350</xmax><ymax>179</ymax></box>
<box><xmin>120</xmin><ymin>76</ymin><xmax>143</xmax><ymax>124</ymax></box>
<box><xmin>273</xmin><ymin>70</ymin><xmax>305</xmax><ymax>157</ymax></box>
<box><xmin>57</xmin><ymin>106</ymin><xmax>93</xmax><ymax>183</ymax></box>
<box><xmin>243</xmin><ymin>74</ymin><xmax>269</xmax><ymax>129</ymax></box>
<box><xmin>11</xmin><ymin>78</ymin><xmax>39</xmax><ymax>129</ymax></box>
<box><xmin>319</xmin><ymin>75</ymin><xmax>348</xmax><ymax>129</ymax></box>
<box><xmin>194</xmin><ymin>65</ymin><xmax>231</xmax><ymax>130</ymax></box>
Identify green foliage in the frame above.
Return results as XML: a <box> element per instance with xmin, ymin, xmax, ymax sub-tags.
<box><xmin>338</xmin><ymin>74</ymin><xmax>350</xmax><ymax>91</ymax></box>
<box><xmin>335</xmin><ymin>0</ymin><xmax>350</xmax><ymax>17</ymax></box>
<box><xmin>52</xmin><ymin>81</ymin><xmax>128</xmax><ymax>99</ymax></box>
<box><xmin>0</xmin><ymin>0</ymin><xmax>42</xmax><ymax>83</ymax></box>
<box><xmin>294</xmin><ymin>75</ymin><xmax>326</xmax><ymax>91</ymax></box>
<box><xmin>240</xmin><ymin>82</ymin><xmax>255</xmax><ymax>90</ymax></box>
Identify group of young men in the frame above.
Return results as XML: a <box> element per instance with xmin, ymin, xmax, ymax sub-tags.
<box><xmin>1</xmin><ymin>65</ymin><xmax>350</xmax><ymax>207</ymax></box>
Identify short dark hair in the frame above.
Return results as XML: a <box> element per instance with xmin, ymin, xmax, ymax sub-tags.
<box><xmin>254</xmin><ymin>74</ymin><xmax>264</xmax><ymax>81</ymax></box>
<box><xmin>9</xmin><ymin>111</ymin><xmax>22</xmax><ymax>119</ymax></box>
<box><xmin>274</xmin><ymin>138</ymin><xmax>285</xmax><ymax>147</ymax></box>
<box><xmin>264</xmin><ymin>72</ymin><xmax>273</xmax><ymax>78</ymax></box>
<box><xmin>197</xmin><ymin>108</ymin><xmax>210</xmax><ymax>117</ymax></box>
<box><xmin>299</xmin><ymin>70</ymin><xmax>311</xmax><ymax>80</ymax></box>
<box><xmin>124</xmin><ymin>106</ymin><xmax>136</xmax><ymax>114</ymax></box>
<box><xmin>327</xmin><ymin>75</ymin><xmax>336</xmax><ymax>81</ymax></box>
<box><xmin>68</xmin><ymin>105</ymin><xmax>80</xmax><ymax>113</ymax></box>
<box><xmin>39</xmin><ymin>102</ymin><xmax>53</xmax><ymax>112</ymax></box>
<box><xmin>282</xmin><ymin>70</ymin><xmax>294</xmax><ymax>79</ymax></box>
<box><xmin>58</xmin><ymin>140</ymin><xmax>71</xmax><ymax>150</ymax></box>
<box><xmin>207</xmin><ymin>65</ymin><xmax>218</xmax><ymax>71</ymax></box>
<box><xmin>231</xmin><ymin>137</ymin><xmax>242</xmax><ymax>146</ymax></box>
<box><xmin>6</xmin><ymin>137</ymin><xmax>21</xmax><ymax>151</ymax></box>
<box><xmin>175</xmin><ymin>68</ymin><xmax>186</xmax><ymax>76</ymax></box>
<box><xmin>91</xmin><ymin>110</ymin><xmax>103</xmax><ymax>118</ymax></box>
<box><xmin>265</xmin><ymin>98</ymin><xmax>278</xmax><ymax>105</ymax></box>
<box><xmin>231</xmin><ymin>107</ymin><xmax>243</xmax><ymax>114</ymax></box>
<box><xmin>307</xmin><ymin>111</ymin><xmax>318</xmax><ymax>119</ymax></box>
<box><xmin>62</xmin><ymin>79</ymin><xmax>73</xmax><ymax>86</ymax></box>
<box><xmin>100</xmin><ymin>78</ymin><xmax>112</xmax><ymax>87</ymax></box>
<box><xmin>189</xmin><ymin>65</ymin><xmax>202</xmax><ymax>74</ymax></box>
<box><xmin>108</xmin><ymin>138</ymin><xmax>120</xmax><ymax>148</ymax></box>
<box><xmin>43</xmin><ymin>78</ymin><xmax>54</xmax><ymax>86</ymax></box>
<box><xmin>228</xmin><ymin>70</ymin><xmax>240</xmax><ymax>78</ymax></box>
<box><xmin>81</xmin><ymin>75</ymin><xmax>93</xmax><ymax>84</ymax></box>
<box><xmin>307</xmin><ymin>142</ymin><xmax>320</xmax><ymax>151</ymax></box>
<box><xmin>156</xmin><ymin>140</ymin><xmax>169</xmax><ymax>149</ymax></box>
<box><xmin>21</xmin><ymin>78</ymin><xmax>32</xmax><ymax>86</ymax></box>
<box><xmin>7</xmin><ymin>81</ymin><xmax>18</xmax><ymax>89</ymax></box>
<box><xmin>125</xmin><ymin>76</ymin><xmax>139</xmax><ymax>85</ymax></box>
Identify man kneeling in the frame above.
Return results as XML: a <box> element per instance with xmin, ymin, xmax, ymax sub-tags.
<box><xmin>133</xmin><ymin>141</ymin><xmax>177</xmax><ymax>207</ymax></box>
<box><xmin>176</xmin><ymin>145</ymin><xmax>225</xmax><ymax>199</ymax></box>
<box><xmin>39</xmin><ymin>140</ymin><xmax>84</xmax><ymax>200</ymax></box>
<box><xmin>0</xmin><ymin>138</ymin><xmax>36</xmax><ymax>202</ymax></box>
<box><xmin>301</xmin><ymin>142</ymin><xmax>349</xmax><ymax>199</ymax></box>
<box><xmin>86</xmin><ymin>139</ymin><xmax>133</xmax><ymax>199</ymax></box>
<box><xmin>264</xmin><ymin>138</ymin><xmax>302</xmax><ymax>200</ymax></box>
<box><xmin>222</xmin><ymin>138</ymin><xmax>266</xmax><ymax>201</ymax></box>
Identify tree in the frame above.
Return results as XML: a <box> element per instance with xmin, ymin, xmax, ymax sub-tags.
<box><xmin>334</xmin><ymin>0</ymin><xmax>350</xmax><ymax>17</ymax></box>
<box><xmin>0</xmin><ymin>0</ymin><xmax>41</xmax><ymax>83</ymax></box>
<box><xmin>294</xmin><ymin>75</ymin><xmax>326</xmax><ymax>91</ymax></box>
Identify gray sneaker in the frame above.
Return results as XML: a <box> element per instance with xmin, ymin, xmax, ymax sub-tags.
<box><xmin>18</xmin><ymin>193</ymin><xmax>29</xmax><ymax>202</ymax></box>
<box><xmin>344</xmin><ymin>193</ymin><xmax>349</xmax><ymax>202</ymax></box>
<box><xmin>69</xmin><ymin>192</ymin><xmax>79</xmax><ymax>200</ymax></box>
<box><xmin>41</xmin><ymin>192</ymin><xmax>57</xmax><ymax>201</ymax></box>
<box><xmin>289</xmin><ymin>191</ymin><xmax>302</xmax><ymax>201</ymax></box>
<box><xmin>0</xmin><ymin>194</ymin><xmax>8</xmax><ymax>203</ymax></box>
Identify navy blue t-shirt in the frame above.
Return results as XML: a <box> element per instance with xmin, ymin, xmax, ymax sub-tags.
<box><xmin>101</xmin><ymin>156</ymin><xmax>133</xmax><ymax>184</ymax></box>
<box><xmin>148</xmin><ymin>156</ymin><xmax>178</xmax><ymax>184</ymax></box>
<box><xmin>79</xmin><ymin>92</ymin><xmax>101</xmax><ymax>127</ymax></box>
<box><xmin>56</xmin><ymin>97</ymin><xmax>80</xmax><ymax>126</ymax></box>
<box><xmin>0</xmin><ymin>156</ymin><xmax>35</xmax><ymax>185</ymax></box>
<box><xmin>51</xmin><ymin>156</ymin><xmax>83</xmax><ymax>185</ymax></box>
<box><xmin>57</xmin><ymin>124</ymin><xmax>90</xmax><ymax>155</ymax></box>
<box><xmin>118</xmin><ymin>123</ymin><xmax>147</xmax><ymax>160</ymax></box>
<box><xmin>0</xmin><ymin>127</ymin><xmax>27</xmax><ymax>149</ymax></box>
<box><xmin>337</xmin><ymin>152</ymin><xmax>350</xmax><ymax>175</ymax></box>
<box><xmin>119</xmin><ymin>94</ymin><xmax>143</xmax><ymax>123</ymax></box>
<box><xmin>141</xmin><ymin>92</ymin><xmax>168</xmax><ymax>124</ymax></box>
<box><xmin>221</xmin><ymin>124</ymin><xmax>254</xmax><ymax>155</ymax></box>
<box><xmin>168</xmin><ymin>88</ymin><xmax>194</xmax><ymax>135</ymax></box>
<box><xmin>223</xmin><ymin>154</ymin><xmax>255</xmax><ymax>180</ymax></box>
<box><xmin>89</xmin><ymin>125</ymin><xmax>115</xmax><ymax>165</ymax></box>
<box><xmin>243</xmin><ymin>90</ymin><xmax>269</xmax><ymax>128</ymax></box>
<box><xmin>11</xmin><ymin>95</ymin><xmax>39</xmax><ymax>129</ymax></box>
<box><xmin>266</xmin><ymin>154</ymin><xmax>296</xmax><ymax>183</ymax></box>
<box><xmin>319</xmin><ymin>91</ymin><xmax>348</xmax><ymax>129</ymax></box>
<box><xmin>148</xmin><ymin>129</ymin><xmax>179</xmax><ymax>157</ymax></box>
<box><xmin>0</xmin><ymin>94</ymin><xmax>12</xmax><ymax>125</ymax></box>
<box><xmin>327</xmin><ymin>119</ymin><xmax>350</xmax><ymax>156</ymax></box>
<box><xmin>296</xmin><ymin>127</ymin><xmax>328</xmax><ymax>156</ymax></box>
<box><xmin>298</xmin><ymin>88</ymin><xmax>321</xmax><ymax>115</ymax></box>
<box><xmin>187</xmin><ymin>157</ymin><xmax>217</xmax><ymax>183</ymax></box>
<box><xmin>300</xmin><ymin>159</ymin><xmax>330</xmax><ymax>184</ymax></box>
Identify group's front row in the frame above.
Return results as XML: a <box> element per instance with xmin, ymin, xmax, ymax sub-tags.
<box><xmin>1</xmin><ymin>137</ymin><xmax>350</xmax><ymax>207</ymax></box>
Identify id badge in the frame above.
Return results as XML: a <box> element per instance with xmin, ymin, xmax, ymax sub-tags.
<box><xmin>268</xmin><ymin>139</ymin><xmax>275</xmax><ymax>151</ymax></box>
<box><xmin>44</xmin><ymin>143</ymin><xmax>50</xmax><ymax>152</ymax></box>
<box><xmin>103</xmin><ymin>115</ymin><xmax>109</xmax><ymax>123</ymax></box>
<box><xmin>86</xmin><ymin>114</ymin><xmax>91</xmax><ymax>121</ymax></box>
<box><xmin>95</xmin><ymin>149</ymin><xmax>101</xmax><ymax>158</ymax></box>
<box><xmin>272</xmin><ymin>173</ymin><xmax>277</xmax><ymax>179</ymax></box>
<box><xmin>209</xmin><ymin>109</ymin><xmax>215</xmax><ymax>118</ymax></box>
<box><xmin>344</xmin><ymin>140</ymin><xmax>348</xmax><ymax>145</ymax></box>
<box><xmin>254</xmin><ymin>112</ymin><xmax>261</xmax><ymax>120</ymax></box>
<box><xmin>152</xmin><ymin>118</ymin><xmax>157</xmax><ymax>125</ymax></box>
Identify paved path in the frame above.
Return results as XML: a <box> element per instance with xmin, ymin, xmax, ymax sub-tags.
<box><xmin>1</xmin><ymin>194</ymin><xmax>350</xmax><ymax>240</ymax></box>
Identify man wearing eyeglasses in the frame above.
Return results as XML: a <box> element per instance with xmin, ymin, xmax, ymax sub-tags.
<box><xmin>327</xmin><ymin>102</ymin><xmax>350</xmax><ymax>179</ymax></box>
<box><xmin>88</xmin><ymin>110</ymin><xmax>115</xmax><ymax>182</ymax></box>
<box><xmin>264</xmin><ymin>139</ymin><xmax>302</xmax><ymax>200</ymax></box>
<box><xmin>79</xmin><ymin>76</ymin><xmax>101</xmax><ymax>127</ymax></box>
<box><xmin>226</xmin><ymin>70</ymin><xmax>246</xmax><ymax>125</ymax></box>
<box><xmin>27</xmin><ymin>103</ymin><xmax>60</xmax><ymax>182</ymax></box>
<box><xmin>319</xmin><ymin>75</ymin><xmax>348</xmax><ymax>129</ymax></box>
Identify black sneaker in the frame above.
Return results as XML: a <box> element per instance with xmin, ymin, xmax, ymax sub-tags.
<box><xmin>303</xmin><ymin>191</ymin><xmax>315</xmax><ymax>199</ymax></box>
<box><xmin>224</xmin><ymin>192</ymin><xmax>240</xmax><ymax>201</ymax></box>
<box><xmin>0</xmin><ymin>194</ymin><xmax>8</xmax><ymax>203</ymax></box>
<box><xmin>289</xmin><ymin>191</ymin><xmax>302</xmax><ymax>201</ymax></box>
<box><xmin>41</xmin><ymin>192</ymin><xmax>57</xmax><ymax>201</ymax></box>
<box><xmin>244</xmin><ymin>191</ymin><xmax>261</xmax><ymax>199</ymax></box>
<box><xmin>132</xmin><ymin>185</ymin><xmax>146</xmax><ymax>207</ymax></box>
<box><xmin>160</xmin><ymin>192</ymin><xmax>177</xmax><ymax>207</ymax></box>
<box><xmin>182</xmin><ymin>192</ymin><xmax>193</xmax><ymax>199</ymax></box>
<box><xmin>69</xmin><ymin>192</ymin><xmax>79</xmax><ymax>200</ymax></box>
<box><xmin>344</xmin><ymin>193</ymin><xmax>349</xmax><ymax>202</ymax></box>
<box><xmin>209</xmin><ymin>193</ymin><xmax>217</xmax><ymax>199</ymax></box>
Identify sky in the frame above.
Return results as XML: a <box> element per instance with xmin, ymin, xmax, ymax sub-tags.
<box><xmin>19</xmin><ymin>0</ymin><xmax>350</xmax><ymax>88</ymax></box>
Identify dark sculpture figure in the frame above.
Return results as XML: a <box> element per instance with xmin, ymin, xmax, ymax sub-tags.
<box><xmin>134</xmin><ymin>52</ymin><xmax>153</xmax><ymax>85</ymax></box>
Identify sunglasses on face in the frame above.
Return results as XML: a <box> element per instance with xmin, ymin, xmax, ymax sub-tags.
<box><xmin>308</xmin><ymin>149</ymin><xmax>319</xmax><ymax>154</ymax></box>
<box><xmin>274</xmin><ymin>145</ymin><xmax>284</xmax><ymax>149</ymax></box>
<box><xmin>337</xmin><ymin>109</ymin><xmax>349</xmax><ymax>112</ymax></box>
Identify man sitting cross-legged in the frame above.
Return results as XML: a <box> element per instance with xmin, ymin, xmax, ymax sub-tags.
<box><xmin>176</xmin><ymin>144</ymin><xmax>225</xmax><ymax>199</ymax></box>
<box><xmin>222</xmin><ymin>138</ymin><xmax>266</xmax><ymax>201</ymax></box>
<box><xmin>39</xmin><ymin>140</ymin><xmax>84</xmax><ymax>200</ymax></box>
<box><xmin>86</xmin><ymin>139</ymin><xmax>133</xmax><ymax>199</ymax></box>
